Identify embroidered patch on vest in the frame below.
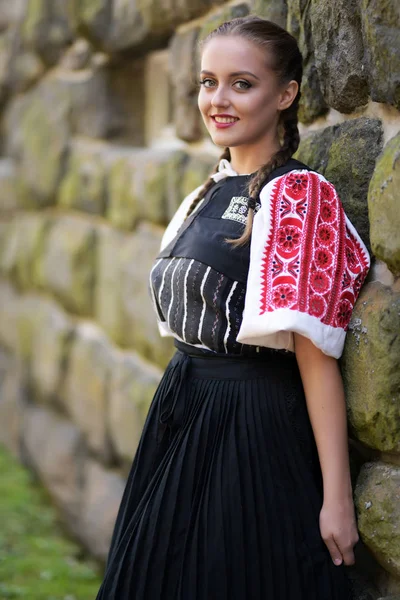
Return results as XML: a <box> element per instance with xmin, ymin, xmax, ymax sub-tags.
<box><xmin>221</xmin><ymin>196</ymin><xmax>261</xmax><ymax>225</ymax></box>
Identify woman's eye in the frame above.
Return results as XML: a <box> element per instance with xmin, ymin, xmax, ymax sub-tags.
<box><xmin>199</xmin><ymin>78</ymin><xmax>216</xmax><ymax>88</ymax></box>
<box><xmin>234</xmin><ymin>80</ymin><xmax>251</xmax><ymax>90</ymax></box>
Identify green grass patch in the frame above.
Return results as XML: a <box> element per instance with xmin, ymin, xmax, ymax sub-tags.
<box><xmin>0</xmin><ymin>445</ymin><xmax>103</xmax><ymax>600</ymax></box>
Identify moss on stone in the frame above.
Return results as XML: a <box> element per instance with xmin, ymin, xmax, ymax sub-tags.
<box><xmin>341</xmin><ymin>282</ymin><xmax>400</xmax><ymax>453</ymax></box>
<box><xmin>106</xmin><ymin>157</ymin><xmax>139</xmax><ymax>230</ymax></box>
<box><xmin>355</xmin><ymin>462</ymin><xmax>400</xmax><ymax>577</ymax></box>
<box><xmin>368</xmin><ymin>132</ymin><xmax>400</xmax><ymax>276</ymax></box>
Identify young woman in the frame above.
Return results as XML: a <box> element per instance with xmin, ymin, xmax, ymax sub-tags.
<box><xmin>96</xmin><ymin>15</ymin><xmax>370</xmax><ymax>600</ymax></box>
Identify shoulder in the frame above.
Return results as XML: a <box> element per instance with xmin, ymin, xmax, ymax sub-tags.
<box><xmin>259</xmin><ymin>168</ymin><xmax>335</xmax><ymax>206</ymax></box>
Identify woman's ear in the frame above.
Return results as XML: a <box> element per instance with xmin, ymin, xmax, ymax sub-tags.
<box><xmin>278</xmin><ymin>80</ymin><xmax>299</xmax><ymax>111</ymax></box>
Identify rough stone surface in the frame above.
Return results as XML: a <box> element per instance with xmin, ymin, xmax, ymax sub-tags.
<box><xmin>310</xmin><ymin>0</ymin><xmax>369</xmax><ymax>113</ymax></box>
<box><xmin>28</xmin><ymin>298</ymin><xmax>74</xmax><ymax>404</ymax></box>
<box><xmin>21</xmin><ymin>0</ymin><xmax>77</xmax><ymax>66</ymax></box>
<box><xmin>0</xmin><ymin>349</ymin><xmax>25</xmax><ymax>459</ymax></box>
<box><xmin>119</xmin><ymin>222</ymin><xmax>174</xmax><ymax>367</ymax></box>
<box><xmin>4</xmin><ymin>75</ymin><xmax>70</xmax><ymax>207</ymax></box>
<box><xmin>94</xmin><ymin>224</ymin><xmax>127</xmax><ymax>343</ymax></box>
<box><xmin>37</xmin><ymin>215</ymin><xmax>96</xmax><ymax>316</ymax></box>
<box><xmin>58</xmin><ymin>140</ymin><xmax>107</xmax><ymax>215</ymax></box>
<box><xmin>355</xmin><ymin>462</ymin><xmax>400</xmax><ymax>578</ymax></box>
<box><xmin>295</xmin><ymin>118</ymin><xmax>384</xmax><ymax>251</ymax></box>
<box><xmin>78</xmin><ymin>459</ymin><xmax>125</xmax><ymax>560</ymax></box>
<box><xmin>106</xmin><ymin>151</ymin><xmax>140</xmax><ymax>230</ymax></box>
<box><xmin>341</xmin><ymin>282</ymin><xmax>400</xmax><ymax>454</ymax></box>
<box><xmin>180</xmin><ymin>153</ymin><xmax>215</xmax><ymax>202</ymax></box>
<box><xmin>109</xmin><ymin>349</ymin><xmax>161</xmax><ymax>463</ymax></box>
<box><xmin>169</xmin><ymin>27</ymin><xmax>202</xmax><ymax>143</ymax></box>
<box><xmin>0</xmin><ymin>279</ymin><xmax>19</xmax><ymax>352</ymax></box>
<box><xmin>368</xmin><ymin>132</ymin><xmax>400</xmax><ymax>276</ymax></box>
<box><xmin>286</xmin><ymin>0</ymin><xmax>328</xmax><ymax>123</ymax></box>
<box><xmin>360</xmin><ymin>0</ymin><xmax>400</xmax><ymax>110</ymax></box>
<box><xmin>22</xmin><ymin>404</ymin><xmax>85</xmax><ymax>528</ymax></box>
<box><xmin>61</xmin><ymin>322</ymin><xmax>115</xmax><ymax>461</ymax></box>
<box><xmin>0</xmin><ymin>212</ymin><xmax>48</xmax><ymax>290</ymax></box>
<box><xmin>250</xmin><ymin>0</ymin><xmax>287</xmax><ymax>27</ymax></box>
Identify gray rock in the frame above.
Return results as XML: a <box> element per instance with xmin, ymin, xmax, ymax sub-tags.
<box><xmin>109</xmin><ymin>349</ymin><xmax>162</xmax><ymax>463</ymax></box>
<box><xmin>368</xmin><ymin>132</ymin><xmax>400</xmax><ymax>276</ymax></box>
<box><xmin>22</xmin><ymin>404</ymin><xmax>85</xmax><ymax>528</ymax></box>
<box><xmin>61</xmin><ymin>322</ymin><xmax>115</xmax><ymax>462</ymax></box>
<box><xmin>310</xmin><ymin>0</ymin><xmax>369</xmax><ymax>113</ymax></box>
<box><xmin>0</xmin><ymin>349</ymin><xmax>25</xmax><ymax>459</ymax></box>
<box><xmin>355</xmin><ymin>462</ymin><xmax>400</xmax><ymax>578</ymax></box>
<box><xmin>286</xmin><ymin>0</ymin><xmax>328</xmax><ymax>123</ymax></box>
<box><xmin>341</xmin><ymin>281</ymin><xmax>400</xmax><ymax>454</ymax></box>
<box><xmin>360</xmin><ymin>0</ymin><xmax>400</xmax><ymax>110</ymax></box>
<box><xmin>37</xmin><ymin>215</ymin><xmax>96</xmax><ymax>317</ymax></box>
<box><xmin>78</xmin><ymin>459</ymin><xmax>125</xmax><ymax>560</ymax></box>
<box><xmin>169</xmin><ymin>27</ymin><xmax>203</xmax><ymax>143</ymax></box>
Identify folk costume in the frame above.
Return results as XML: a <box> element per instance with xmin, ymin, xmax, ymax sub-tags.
<box><xmin>96</xmin><ymin>158</ymin><xmax>370</xmax><ymax>600</ymax></box>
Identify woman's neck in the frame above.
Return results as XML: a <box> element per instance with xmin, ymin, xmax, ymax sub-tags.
<box><xmin>229</xmin><ymin>138</ymin><xmax>282</xmax><ymax>175</ymax></box>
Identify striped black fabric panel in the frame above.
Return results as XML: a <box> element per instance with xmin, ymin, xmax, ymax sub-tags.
<box><xmin>151</xmin><ymin>256</ymin><xmax>252</xmax><ymax>354</ymax></box>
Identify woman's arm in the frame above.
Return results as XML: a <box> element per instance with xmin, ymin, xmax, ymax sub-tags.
<box><xmin>294</xmin><ymin>332</ymin><xmax>359</xmax><ymax>566</ymax></box>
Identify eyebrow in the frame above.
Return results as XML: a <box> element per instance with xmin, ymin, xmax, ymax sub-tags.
<box><xmin>200</xmin><ymin>69</ymin><xmax>260</xmax><ymax>81</ymax></box>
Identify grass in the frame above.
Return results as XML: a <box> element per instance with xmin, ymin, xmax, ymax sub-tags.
<box><xmin>0</xmin><ymin>445</ymin><xmax>103</xmax><ymax>600</ymax></box>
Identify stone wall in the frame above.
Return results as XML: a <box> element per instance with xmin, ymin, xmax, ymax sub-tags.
<box><xmin>0</xmin><ymin>0</ymin><xmax>399</xmax><ymax>597</ymax></box>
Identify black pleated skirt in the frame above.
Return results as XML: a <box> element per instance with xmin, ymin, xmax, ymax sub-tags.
<box><xmin>96</xmin><ymin>341</ymin><xmax>352</xmax><ymax>600</ymax></box>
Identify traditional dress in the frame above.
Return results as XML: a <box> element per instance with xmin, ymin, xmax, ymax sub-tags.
<box><xmin>96</xmin><ymin>158</ymin><xmax>370</xmax><ymax>600</ymax></box>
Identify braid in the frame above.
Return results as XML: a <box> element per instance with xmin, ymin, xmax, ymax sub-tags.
<box><xmin>185</xmin><ymin>147</ymin><xmax>231</xmax><ymax>219</ymax></box>
<box><xmin>228</xmin><ymin>94</ymin><xmax>301</xmax><ymax>248</ymax></box>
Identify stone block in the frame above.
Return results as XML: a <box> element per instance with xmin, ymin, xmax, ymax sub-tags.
<box><xmin>21</xmin><ymin>0</ymin><xmax>77</xmax><ymax>66</ymax></box>
<box><xmin>169</xmin><ymin>27</ymin><xmax>203</xmax><ymax>143</ymax></box>
<box><xmin>28</xmin><ymin>298</ymin><xmax>74</xmax><ymax>404</ymax></box>
<box><xmin>94</xmin><ymin>224</ymin><xmax>127</xmax><ymax>343</ymax></box>
<box><xmin>78</xmin><ymin>459</ymin><xmax>125</xmax><ymax>561</ymax></box>
<box><xmin>109</xmin><ymin>349</ymin><xmax>162</xmax><ymax>463</ymax></box>
<box><xmin>180</xmin><ymin>153</ymin><xmax>215</xmax><ymax>203</ymax></box>
<box><xmin>286</xmin><ymin>0</ymin><xmax>328</xmax><ymax>123</ymax></box>
<box><xmin>0</xmin><ymin>279</ymin><xmax>19</xmax><ymax>352</ymax></box>
<box><xmin>4</xmin><ymin>75</ymin><xmax>70</xmax><ymax>207</ymax></box>
<box><xmin>355</xmin><ymin>462</ymin><xmax>400</xmax><ymax>578</ymax></box>
<box><xmin>0</xmin><ymin>212</ymin><xmax>49</xmax><ymax>290</ymax></box>
<box><xmin>341</xmin><ymin>282</ymin><xmax>400</xmax><ymax>454</ymax></box>
<box><xmin>360</xmin><ymin>0</ymin><xmax>400</xmax><ymax>110</ymax></box>
<box><xmin>61</xmin><ymin>322</ymin><xmax>115</xmax><ymax>461</ymax></box>
<box><xmin>37</xmin><ymin>215</ymin><xmax>96</xmax><ymax>317</ymax></box>
<box><xmin>368</xmin><ymin>132</ymin><xmax>400</xmax><ymax>276</ymax></box>
<box><xmin>0</xmin><ymin>349</ymin><xmax>25</xmax><ymax>459</ymax></box>
<box><xmin>0</xmin><ymin>27</ymin><xmax>44</xmax><ymax>100</ymax></box>
<box><xmin>58</xmin><ymin>139</ymin><xmax>107</xmax><ymax>216</ymax></box>
<box><xmin>119</xmin><ymin>222</ymin><xmax>174</xmax><ymax>367</ymax></box>
<box><xmin>250</xmin><ymin>0</ymin><xmax>287</xmax><ymax>27</ymax></box>
<box><xmin>22</xmin><ymin>404</ymin><xmax>85</xmax><ymax>528</ymax></box>
<box><xmin>310</xmin><ymin>0</ymin><xmax>369</xmax><ymax>113</ymax></box>
<box><xmin>106</xmin><ymin>151</ymin><xmax>140</xmax><ymax>231</ymax></box>
<box><xmin>295</xmin><ymin>118</ymin><xmax>384</xmax><ymax>251</ymax></box>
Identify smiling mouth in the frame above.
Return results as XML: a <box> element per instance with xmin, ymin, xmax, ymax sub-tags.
<box><xmin>211</xmin><ymin>116</ymin><xmax>239</xmax><ymax>124</ymax></box>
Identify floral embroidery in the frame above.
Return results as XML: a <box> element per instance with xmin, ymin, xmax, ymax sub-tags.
<box><xmin>309</xmin><ymin>295</ymin><xmax>326</xmax><ymax>318</ymax></box>
<box><xmin>277</xmin><ymin>225</ymin><xmax>301</xmax><ymax>252</ymax></box>
<box><xmin>258</xmin><ymin>171</ymin><xmax>370</xmax><ymax>335</ymax></box>
<box><xmin>272</xmin><ymin>284</ymin><xmax>296</xmax><ymax>308</ymax></box>
<box><xmin>310</xmin><ymin>271</ymin><xmax>330</xmax><ymax>294</ymax></box>
<box><xmin>335</xmin><ymin>299</ymin><xmax>353</xmax><ymax>329</ymax></box>
<box><xmin>287</xmin><ymin>173</ymin><xmax>308</xmax><ymax>193</ymax></box>
<box><xmin>314</xmin><ymin>248</ymin><xmax>333</xmax><ymax>270</ymax></box>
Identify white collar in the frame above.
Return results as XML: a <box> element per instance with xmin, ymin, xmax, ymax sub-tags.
<box><xmin>211</xmin><ymin>159</ymin><xmax>240</xmax><ymax>182</ymax></box>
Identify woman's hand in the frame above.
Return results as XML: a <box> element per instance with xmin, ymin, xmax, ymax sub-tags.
<box><xmin>319</xmin><ymin>498</ymin><xmax>359</xmax><ymax>566</ymax></box>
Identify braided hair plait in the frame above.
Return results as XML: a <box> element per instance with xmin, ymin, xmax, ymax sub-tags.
<box><xmin>227</xmin><ymin>94</ymin><xmax>301</xmax><ymax>248</ymax></box>
<box><xmin>185</xmin><ymin>147</ymin><xmax>231</xmax><ymax>219</ymax></box>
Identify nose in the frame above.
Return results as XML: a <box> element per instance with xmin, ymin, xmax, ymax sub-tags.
<box><xmin>211</xmin><ymin>86</ymin><xmax>230</xmax><ymax>109</ymax></box>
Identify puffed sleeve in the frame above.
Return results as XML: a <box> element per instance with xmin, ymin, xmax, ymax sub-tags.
<box><xmin>236</xmin><ymin>170</ymin><xmax>370</xmax><ymax>358</ymax></box>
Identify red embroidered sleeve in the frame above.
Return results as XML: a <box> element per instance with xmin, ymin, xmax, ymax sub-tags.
<box><xmin>237</xmin><ymin>171</ymin><xmax>370</xmax><ymax>358</ymax></box>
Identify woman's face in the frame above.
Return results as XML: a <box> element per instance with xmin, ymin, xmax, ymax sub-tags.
<box><xmin>198</xmin><ymin>36</ymin><xmax>288</xmax><ymax>150</ymax></box>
